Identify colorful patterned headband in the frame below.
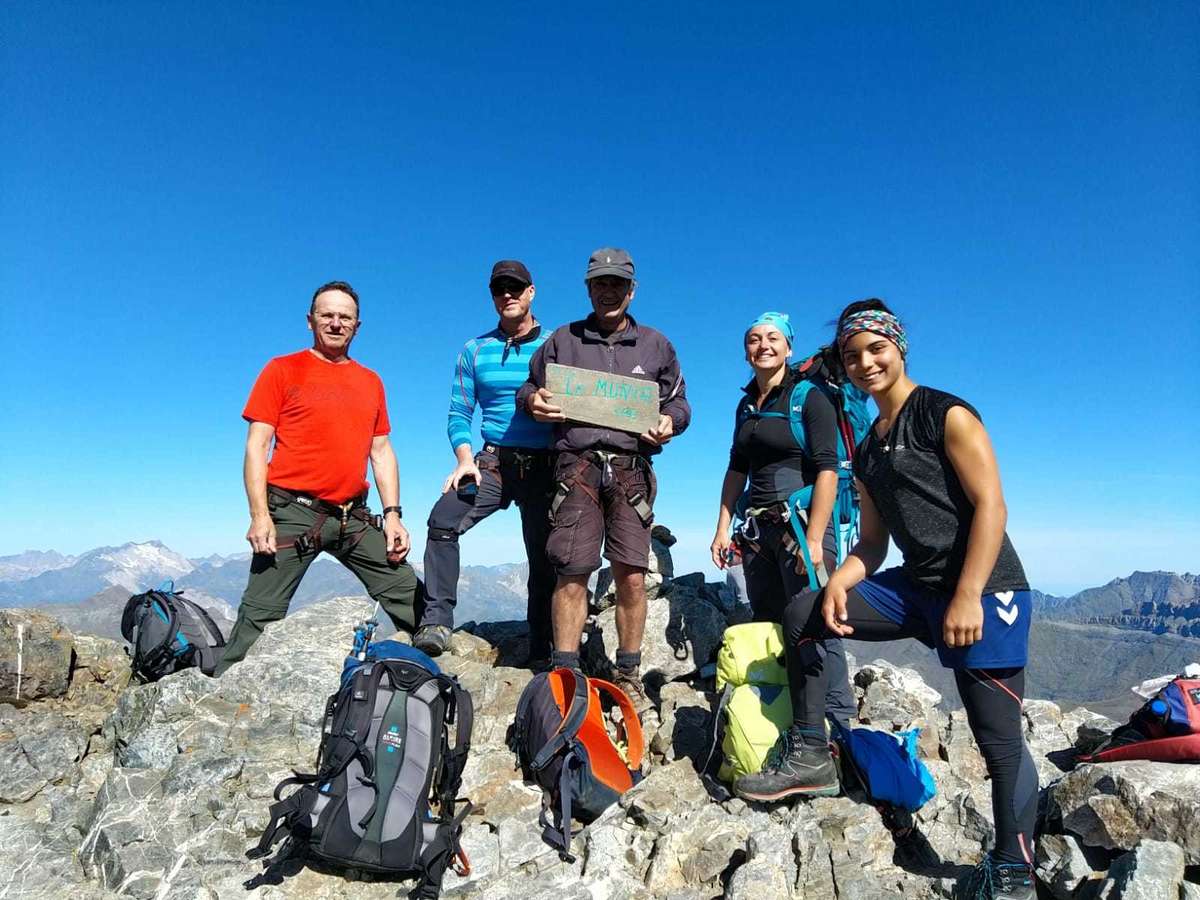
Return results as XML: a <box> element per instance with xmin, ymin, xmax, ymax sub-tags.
<box><xmin>745</xmin><ymin>311</ymin><xmax>794</xmax><ymax>347</ymax></box>
<box><xmin>837</xmin><ymin>309</ymin><xmax>908</xmax><ymax>356</ymax></box>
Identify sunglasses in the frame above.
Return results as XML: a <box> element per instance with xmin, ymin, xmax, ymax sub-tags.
<box><xmin>490</xmin><ymin>279</ymin><xmax>528</xmax><ymax>297</ymax></box>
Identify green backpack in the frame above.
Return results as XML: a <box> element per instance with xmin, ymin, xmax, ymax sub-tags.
<box><xmin>709</xmin><ymin>622</ymin><xmax>793</xmax><ymax>783</ymax></box>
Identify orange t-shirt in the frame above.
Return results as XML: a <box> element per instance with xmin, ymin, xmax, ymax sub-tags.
<box><xmin>243</xmin><ymin>350</ymin><xmax>391</xmax><ymax>502</ymax></box>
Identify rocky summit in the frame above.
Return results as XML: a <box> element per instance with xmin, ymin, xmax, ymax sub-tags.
<box><xmin>1</xmin><ymin>562</ymin><xmax>1198</xmax><ymax>899</ymax></box>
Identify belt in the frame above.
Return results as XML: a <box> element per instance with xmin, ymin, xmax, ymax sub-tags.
<box><xmin>580</xmin><ymin>448</ymin><xmax>648</xmax><ymax>470</ymax></box>
<box><xmin>268</xmin><ymin>485</ymin><xmax>367</xmax><ymax>519</ymax></box>
<box><xmin>483</xmin><ymin>443</ymin><xmax>553</xmax><ymax>462</ymax></box>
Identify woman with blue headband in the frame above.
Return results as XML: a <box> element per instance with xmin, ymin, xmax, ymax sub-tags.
<box><xmin>711</xmin><ymin>311</ymin><xmax>856</xmax><ymax>730</ymax></box>
<box><xmin>735</xmin><ymin>299</ymin><xmax>1038</xmax><ymax>900</ymax></box>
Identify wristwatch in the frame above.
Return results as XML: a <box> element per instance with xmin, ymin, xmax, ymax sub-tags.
<box><xmin>382</xmin><ymin>505</ymin><xmax>403</xmax><ymax>518</ymax></box>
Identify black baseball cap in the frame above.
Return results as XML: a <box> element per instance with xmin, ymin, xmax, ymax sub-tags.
<box><xmin>584</xmin><ymin>247</ymin><xmax>635</xmax><ymax>281</ymax></box>
<box><xmin>489</xmin><ymin>260</ymin><xmax>532</xmax><ymax>286</ymax></box>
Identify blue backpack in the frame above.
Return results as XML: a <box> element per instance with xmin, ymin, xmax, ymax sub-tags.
<box><xmin>832</xmin><ymin>720</ymin><xmax>936</xmax><ymax>812</ymax></box>
<box><xmin>735</xmin><ymin>350</ymin><xmax>872</xmax><ymax>588</ymax></box>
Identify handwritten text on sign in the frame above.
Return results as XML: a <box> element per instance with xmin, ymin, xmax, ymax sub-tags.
<box><xmin>545</xmin><ymin>363</ymin><xmax>660</xmax><ymax>434</ymax></box>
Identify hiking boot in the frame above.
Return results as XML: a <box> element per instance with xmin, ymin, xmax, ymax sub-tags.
<box><xmin>413</xmin><ymin>624</ymin><xmax>451</xmax><ymax>657</ymax></box>
<box><xmin>954</xmin><ymin>855</ymin><xmax>1035</xmax><ymax>900</ymax></box>
<box><xmin>612</xmin><ymin>667</ymin><xmax>653</xmax><ymax>715</ymax></box>
<box><xmin>734</xmin><ymin>728</ymin><xmax>840</xmax><ymax>802</ymax></box>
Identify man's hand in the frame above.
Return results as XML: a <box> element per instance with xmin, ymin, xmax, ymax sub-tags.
<box><xmin>246</xmin><ymin>513</ymin><xmax>277</xmax><ymax>555</ymax></box>
<box><xmin>528</xmin><ymin>387</ymin><xmax>565</xmax><ymax>422</ymax></box>
<box><xmin>640</xmin><ymin>414</ymin><xmax>674</xmax><ymax>447</ymax></box>
<box><xmin>710</xmin><ymin>531</ymin><xmax>732</xmax><ymax>569</ymax></box>
<box><xmin>384</xmin><ymin>514</ymin><xmax>411</xmax><ymax>565</ymax></box>
<box><xmin>822</xmin><ymin>581</ymin><xmax>854</xmax><ymax>636</ymax></box>
<box><xmin>442</xmin><ymin>459</ymin><xmax>482</xmax><ymax>494</ymax></box>
<box><xmin>943</xmin><ymin>590</ymin><xmax>984</xmax><ymax>648</ymax></box>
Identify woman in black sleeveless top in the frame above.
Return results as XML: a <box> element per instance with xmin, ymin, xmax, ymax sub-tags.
<box><xmin>711</xmin><ymin>311</ymin><xmax>856</xmax><ymax>729</ymax></box>
<box><xmin>734</xmin><ymin>300</ymin><xmax>1038</xmax><ymax>900</ymax></box>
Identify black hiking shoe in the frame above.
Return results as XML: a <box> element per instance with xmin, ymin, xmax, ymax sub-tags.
<box><xmin>955</xmin><ymin>855</ymin><xmax>1035</xmax><ymax>900</ymax></box>
<box><xmin>413</xmin><ymin>625</ymin><xmax>451</xmax><ymax>657</ymax></box>
<box><xmin>733</xmin><ymin>728</ymin><xmax>840</xmax><ymax>802</ymax></box>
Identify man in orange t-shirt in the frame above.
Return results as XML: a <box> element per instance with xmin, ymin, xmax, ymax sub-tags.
<box><xmin>214</xmin><ymin>281</ymin><xmax>420</xmax><ymax>675</ymax></box>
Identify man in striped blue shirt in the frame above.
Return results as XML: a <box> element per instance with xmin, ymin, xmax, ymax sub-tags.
<box><xmin>414</xmin><ymin>260</ymin><xmax>556</xmax><ymax>665</ymax></box>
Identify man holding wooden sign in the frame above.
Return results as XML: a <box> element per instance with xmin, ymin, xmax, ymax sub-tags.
<box><xmin>517</xmin><ymin>247</ymin><xmax>690</xmax><ymax>711</ymax></box>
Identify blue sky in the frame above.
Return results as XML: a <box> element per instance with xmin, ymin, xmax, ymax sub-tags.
<box><xmin>2</xmin><ymin>2</ymin><xmax>1197</xmax><ymax>594</ymax></box>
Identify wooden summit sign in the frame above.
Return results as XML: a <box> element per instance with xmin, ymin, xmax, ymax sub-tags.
<box><xmin>546</xmin><ymin>363</ymin><xmax>660</xmax><ymax>434</ymax></box>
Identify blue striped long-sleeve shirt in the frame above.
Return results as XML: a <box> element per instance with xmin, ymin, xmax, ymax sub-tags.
<box><xmin>447</xmin><ymin>324</ymin><xmax>554</xmax><ymax>451</ymax></box>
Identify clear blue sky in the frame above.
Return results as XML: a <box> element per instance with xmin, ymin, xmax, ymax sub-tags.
<box><xmin>2</xmin><ymin>2</ymin><xmax>1197</xmax><ymax>594</ymax></box>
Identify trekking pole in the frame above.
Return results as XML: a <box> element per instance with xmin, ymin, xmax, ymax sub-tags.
<box><xmin>15</xmin><ymin>624</ymin><xmax>24</xmax><ymax>702</ymax></box>
<box><xmin>352</xmin><ymin>601</ymin><xmax>381</xmax><ymax>661</ymax></box>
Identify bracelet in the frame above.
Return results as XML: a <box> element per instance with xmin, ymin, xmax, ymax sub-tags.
<box><xmin>382</xmin><ymin>505</ymin><xmax>403</xmax><ymax>518</ymax></box>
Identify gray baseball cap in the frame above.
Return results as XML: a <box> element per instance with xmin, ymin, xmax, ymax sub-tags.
<box><xmin>584</xmin><ymin>247</ymin><xmax>635</xmax><ymax>281</ymax></box>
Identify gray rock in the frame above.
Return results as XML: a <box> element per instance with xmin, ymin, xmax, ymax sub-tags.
<box><xmin>589</xmin><ymin>578</ymin><xmax>727</xmax><ymax>683</ymax></box>
<box><xmin>1035</xmin><ymin>833</ymin><xmax>1095</xmax><ymax>899</ymax></box>
<box><xmin>1180</xmin><ymin>882</ymin><xmax>1200</xmax><ymax>900</ymax></box>
<box><xmin>1052</xmin><ymin>762</ymin><xmax>1200</xmax><ymax>863</ymax></box>
<box><xmin>621</xmin><ymin>758</ymin><xmax>709</xmax><ymax>833</ymax></box>
<box><xmin>0</xmin><ymin>707</ymin><xmax>90</xmax><ymax>803</ymax></box>
<box><xmin>651</xmin><ymin>681</ymin><xmax>713</xmax><ymax>764</ymax></box>
<box><xmin>0</xmin><ymin>609</ymin><xmax>74</xmax><ymax>705</ymax></box>
<box><xmin>0</xmin><ymin>586</ymin><xmax>1193</xmax><ymax>900</ymax></box>
<box><xmin>1094</xmin><ymin>839</ymin><xmax>1185</xmax><ymax>899</ymax></box>
<box><xmin>724</xmin><ymin>823</ymin><xmax>796</xmax><ymax>898</ymax></box>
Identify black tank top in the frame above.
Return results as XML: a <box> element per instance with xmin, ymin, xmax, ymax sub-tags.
<box><xmin>854</xmin><ymin>386</ymin><xmax>1028</xmax><ymax>595</ymax></box>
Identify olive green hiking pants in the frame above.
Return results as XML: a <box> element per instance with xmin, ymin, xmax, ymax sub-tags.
<box><xmin>214</xmin><ymin>494</ymin><xmax>421</xmax><ymax>675</ymax></box>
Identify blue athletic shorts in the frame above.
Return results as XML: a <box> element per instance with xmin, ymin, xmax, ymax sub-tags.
<box><xmin>855</xmin><ymin>568</ymin><xmax>1032</xmax><ymax>669</ymax></box>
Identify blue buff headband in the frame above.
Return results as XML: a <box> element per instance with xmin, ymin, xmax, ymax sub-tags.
<box><xmin>744</xmin><ymin>311</ymin><xmax>794</xmax><ymax>348</ymax></box>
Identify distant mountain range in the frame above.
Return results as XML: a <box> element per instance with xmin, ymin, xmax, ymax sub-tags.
<box><xmin>0</xmin><ymin>541</ymin><xmax>528</xmax><ymax>631</ymax></box>
<box><xmin>1034</xmin><ymin>571</ymin><xmax>1200</xmax><ymax>638</ymax></box>
<box><xmin>1</xmin><ymin>543</ymin><xmax>1196</xmax><ymax>720</ymax></box>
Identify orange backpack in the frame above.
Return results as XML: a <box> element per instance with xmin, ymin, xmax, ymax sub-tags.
<box><xmin>508</xmin><ymin>668</ymin><xmax>644</xmax><ymax>860</ymax></box>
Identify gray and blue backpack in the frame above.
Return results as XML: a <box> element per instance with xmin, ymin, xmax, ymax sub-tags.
<box><xmin>120</xmin><ymin>581</ymin><xmax>226</xmax><ymax>681</ymax></box>
<box><xmin>248</xmin><ymin>637</ymin><xmax>474</xmax><ymax>899</ymax></box>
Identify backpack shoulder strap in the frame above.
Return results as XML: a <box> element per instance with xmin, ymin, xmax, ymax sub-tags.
<box><xmin>435</xmin><ymin>674</ymin><xmax>474</xmax><ymax>806</ymax></box>
<box><xmin>319</xmin><ymin>661</ymin><xmax>389</xmax><ymax>780</ymax></box>
<box><xmin>530</xmin><ymin>669</ymin><xmax>591</xmax><ymax>771</ymax></box>
<box><xmin>786</xmin><ymin>378</ymin><xmax>818</xmax><ymax>457</ymax></box>
<box><xmin>132</xmin><ymin>591</ymin><xmax>181</xmax><ymax>679</ymax></box>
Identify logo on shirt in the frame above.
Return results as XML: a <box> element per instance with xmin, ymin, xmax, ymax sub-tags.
<box><xmin>994</xmin><ymin>591</ymin><xmax>1019</xmax><ymax>625</ymax></box>
<box><xmin>631</xmin><ymin>365</ymin><xmax>647</xmax><ymax>375</ymax></box>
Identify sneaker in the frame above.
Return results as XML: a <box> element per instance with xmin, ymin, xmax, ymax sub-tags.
<box><xmin>954</xmin><ymin>855</ymin><xmax>1035</xmax><ymax>900</ymax></box>
<box><xmin>413</xmin><ymin>624</ymin><xmax>452</xmax><ymax>657</ymax></box>
<box><xmin>612</xmin><ymin>667</ymin><xmax>653</xmax><ymax>715</ymax></box>
<box><xmin>733</xmin><ymin>728</ymin><xmax>840</xmax><ymax>802</ymax></box>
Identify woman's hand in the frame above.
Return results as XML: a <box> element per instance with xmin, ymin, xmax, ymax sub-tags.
<box><xmin>711</xmin><ymin>531</ymin><xmax>732</xmax><ymax>569</ymax></box>
<box><xmin>822</xmin><ymin>580</ymin><xmax>855</xmax><ymax>636</ymax></box>
<box><xmin>806</xmin><ymin>537</ymin><xmax>824</xmax><ymax>574</ymax></box>
<box><xmin>943</xmin><ymin>590</ymin><xmax>984</xmax><ymax>648</ymax></box>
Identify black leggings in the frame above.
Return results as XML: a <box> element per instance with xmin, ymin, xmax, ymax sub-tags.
<box><xmin>782</xmin><ymin>586</ymin><xmax>1037</xmax><ymax>866</ymax></box>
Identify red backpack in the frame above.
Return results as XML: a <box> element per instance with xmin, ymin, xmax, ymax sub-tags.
<box><xmin>1079</xmin><ymin>675</ymin><xmax>1200</xmax><ymax>764</ymax></box>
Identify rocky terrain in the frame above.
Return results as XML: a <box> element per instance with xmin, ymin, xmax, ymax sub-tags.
<box><xmin>2</xmin><ymin>547</ymin><xmax>1199</xmax><ymax>899</ymax></box>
